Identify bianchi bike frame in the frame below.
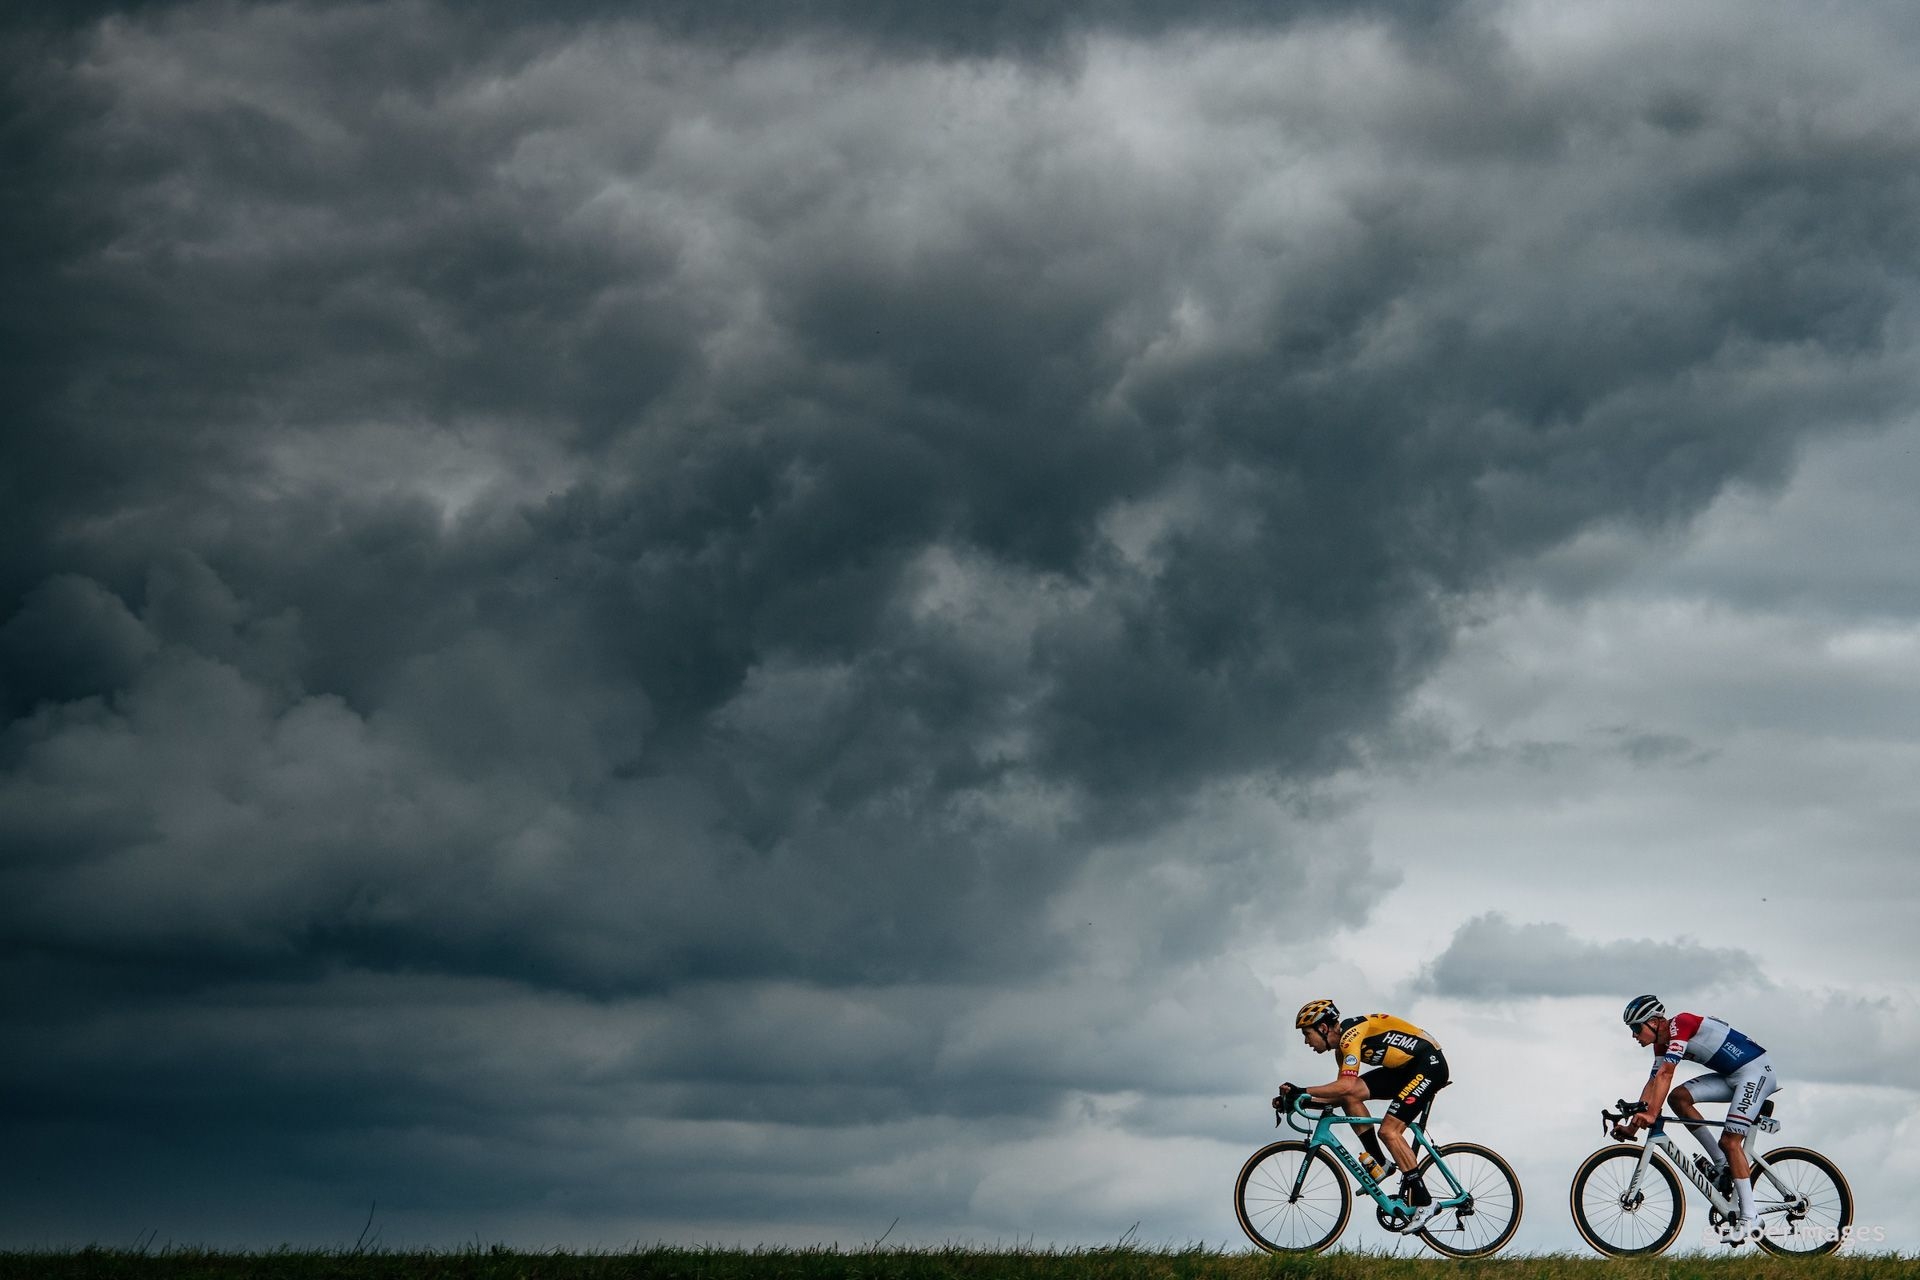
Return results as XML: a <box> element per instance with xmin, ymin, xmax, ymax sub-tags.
<box><xmin>1237</xmin><ymin>1094</ymin><xmax>1524</xmax><ymax>1256</ymax></box>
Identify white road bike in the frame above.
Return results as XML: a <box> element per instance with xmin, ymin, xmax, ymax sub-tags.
<box><xmin>1571</xmin><ymin>1097</ymin><xmax>1852</xmax><ymax>1256</ymax></box>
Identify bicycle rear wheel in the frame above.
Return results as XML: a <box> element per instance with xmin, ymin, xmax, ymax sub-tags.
<box><xmin>1234</xmin><ymin>1140</ymin><xmax>1351</xmax><ymax>1253</ymax></box>
<box><xmin>1414</xmin><ymin>1141</ymin><xmax>1523</xmax><ymax>1257</ymax></box>
<box><xmin>1752</xmin><ymin>1147</ymin><xmax>1853</xmax><ymax>1256</ymax></box>
<box><xmin>1569</xmin><ymin>1144</ymin><xmax>1685</xmax><ymax>1256</ymax></box>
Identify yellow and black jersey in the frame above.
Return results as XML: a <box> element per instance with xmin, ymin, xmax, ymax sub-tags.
<box><xmin>1335</xmin><ymin>1013</ymin><xmax>1443</xmax><ymax>1078</ymax></box>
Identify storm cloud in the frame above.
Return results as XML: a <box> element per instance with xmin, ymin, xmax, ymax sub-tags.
<box><xmin>5</xmin><ymin>0</ymin><xmax>1920</xmax><ymax>1249</ymax></box>
<box><xmin>1414</xmin><ymin>912</ymin><xmax>1755</xmax><ymax>999</ymax></box>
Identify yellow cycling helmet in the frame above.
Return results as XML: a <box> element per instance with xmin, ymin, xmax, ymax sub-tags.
<box><xmin>1294</xmin><ymin>998</ymin><xmax>1340</xmax><ymax>1029</ymax></box>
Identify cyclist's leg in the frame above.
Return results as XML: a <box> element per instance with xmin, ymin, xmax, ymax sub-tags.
<box><xmin>1719</xmin><ymin>1055</ymin><xmax>1777</xmax><ymax>1210</ymax></box>
<box><xmin>1381</xmin><ymin>1055</ymin><xmax>1448</xmax><ymax>1230</ymax></box>
<box><xmin>1672</xmin><ymin>1072</ymin><xmax>1733</xmax><ymax>1167</ymax></box>
<box><xmin>1341</xmin><ymin>1095</ymin><xmax>1390</xmax><ymax>1180</ymax></box>
<box><xmin>1341</xmin><ymin>1077</ymin><xmax>1391</xmax><ymax>1175</ymax></box>
<box><xmin>1365</xmin><ymin>1064</ymin><xmax>1420</xmax><ymax>1173</ymax></box>
<box><xmin>1380</xmin><ymin>1066</ymin><xmax>1446</xmax><ymax>1165</ymax></box>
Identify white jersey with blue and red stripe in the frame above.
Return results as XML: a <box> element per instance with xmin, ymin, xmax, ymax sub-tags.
<box><xmin>1662</xmin><ymin>1011</ymin><xmax>1765</xmax><ymax>1074</ymax></box>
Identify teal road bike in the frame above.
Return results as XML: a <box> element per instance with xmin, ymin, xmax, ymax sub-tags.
<box><xmin>1235</xmin><ymin>1093</ymin><xmax>1523</xmax><ymax>1255</ymax></box>
<box><xmin>1573</xmin><ymin>1097</ymin><xmax>1853</xmax><ymax>1256</ymax></box>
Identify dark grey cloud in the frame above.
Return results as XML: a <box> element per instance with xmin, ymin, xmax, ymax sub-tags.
<box><xmin>10</xmin><ymin>1</ymin><xmax>1456</xmax><ymax>46</ymax></box>
<box><xmin>5</xmin><ymin>0</ymin><xmax>1920</xmax><ymax>1247</ymax></box>
<box><xmin>1415</xmin><ymin>912</ymin><xmax>1755</xmax><ymax>999</ymax></box>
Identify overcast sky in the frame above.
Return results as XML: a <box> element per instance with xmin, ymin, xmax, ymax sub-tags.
<box><xmin>4</xmin><ymin>0</ymin><xmax>1917</xmax><ymax>1256</ymax></box>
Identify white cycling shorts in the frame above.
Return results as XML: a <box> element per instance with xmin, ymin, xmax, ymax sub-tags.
<box><xmin>1675</xmin><ymin>1052</ymin><xmax>1778</xmax><ymax>1136</ymax></box>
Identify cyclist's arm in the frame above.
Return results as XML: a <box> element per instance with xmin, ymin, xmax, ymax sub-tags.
<box><xmin>1635</xmin><ymin>1059</ymin><xmax>1677</xmax><ymax>1121</ymax></box>
<box><xmin>1301</xmin><ymin>1076</ymin><xmax>1368</xmax><ymax>1105</ymax></box>
<box><xmin>1313</xmin><ymin>1028</ymin><xmax>1374</xmax><ymax>1105</ymax></box>
<box><xmin>1306</xmin><ymin>1030</ymin><xmax>1372</xmax><ymax>1105</ymax></box>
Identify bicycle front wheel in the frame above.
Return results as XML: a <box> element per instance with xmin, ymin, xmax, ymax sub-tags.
<box><xmin>1414</xmin><ymin>1141</ymin><xmax>1523</xmax><ymax>1257</ymax></box>
<box><xmin>1234</xmin><ymin>1140</ymin><xmax>1351</xmax><ymax>1253</ymax></box>
<box><xmin>1569</xmin><ymin>1144</ymin><xmax>1685</xmax><ymax>1256</ymax></box>
<box><xmin>1753</xmin><ymin>1146</ymin><xmax>1853</xmax><ymax>1256</ymax></box>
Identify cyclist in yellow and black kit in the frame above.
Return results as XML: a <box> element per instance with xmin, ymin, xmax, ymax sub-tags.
<box><xmin>1276</xmin><ymin>999</ymin><xmax>1451</xmax><ymax>1234</ymax></box>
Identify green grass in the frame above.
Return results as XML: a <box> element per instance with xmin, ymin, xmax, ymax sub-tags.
<box><xmin>0</xmin><ymin>1248</ymin><xmax>1910</xmax><ymax>1280</ymax></box>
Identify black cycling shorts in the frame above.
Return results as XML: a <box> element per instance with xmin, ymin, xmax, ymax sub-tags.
<box><xmin>1362</xmin><ymin>1050</ymin><xmax>1450</xmax><ymax>1125</ymax></box>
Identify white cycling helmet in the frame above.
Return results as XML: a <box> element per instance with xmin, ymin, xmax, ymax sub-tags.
<box><xmin>1622</xmin><ymin>994</ymin><xmax>1665</xmax><ymax>1027</ymax></box>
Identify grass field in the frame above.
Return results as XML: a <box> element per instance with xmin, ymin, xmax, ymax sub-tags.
<box><xmin>0</xmin><ymin>1247</ymin><xmax>1910</xmax><ymax>1280</ymax></box>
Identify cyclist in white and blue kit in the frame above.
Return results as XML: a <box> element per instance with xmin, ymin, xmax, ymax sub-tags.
<box><xmin>1614</xmin><ymin>994</ymin><xmax>1779</xmax><ymax>1243</ymax></box>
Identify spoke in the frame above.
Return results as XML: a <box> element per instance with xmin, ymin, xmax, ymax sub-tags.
<box><xmin>1751</xmin><ymin>1154</ymin><xmax>1847</xmax><ymax>1252</ymax></box>
<box><xmin>1578</xmin><ymin>1152</ymin><xmax>1677</xmax><ymax>1253</ymax></box>
<box><xmin>1242</xmin><ymin>1149</ymin><xmax>1349</xmax><ymax>1251</ymax></box>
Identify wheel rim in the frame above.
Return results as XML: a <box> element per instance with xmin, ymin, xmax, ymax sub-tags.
<box><xmin>1576</xmin><ymin>1151</ymin><xmax>1680</xmax><ymax>1254</ymax></box>
<box><xmin>1238</xmin><ymin>1147</ymin><xmax>1346</xmax><ymax>1251</ymax></box>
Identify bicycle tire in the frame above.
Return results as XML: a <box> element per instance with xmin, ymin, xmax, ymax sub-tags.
<box><xmin>1234</xmin><ymin>1140</ymin><xmax>1352</xmax><ymax>1254</ymax></box>
<box><xmin>1569</xmin><ymin>1144</ymin><xmax>1685</xmax><ymax>1256</ymax></box>
<box><xmin>1752</xmin><ymin>1146</ymin><xmax>1853</xmax><ymax>1256</ymax></box>
<box><xmin>1413</xmin><ymin>1141</ymin><xmax>1524</xmax><ymax>1257</ymax></box>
